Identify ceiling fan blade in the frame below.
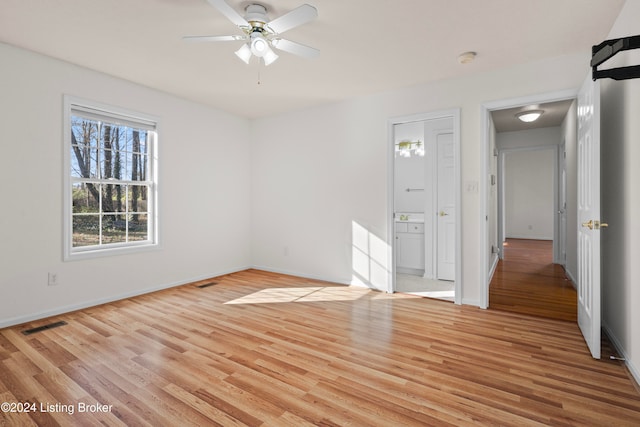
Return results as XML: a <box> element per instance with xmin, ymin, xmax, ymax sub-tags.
<box><xmin>267</xmin><ymin>4</ymin><xmax>317</xmax><ymax>34</ymax></box>
<box><xmin>183</xmin><ymin>35</ymin><xmax>247</xmax><ymax>42</ymax></box>
<box><xmin>272</xmin><ymin>39</ymin><xmax>319</xmax><ymax>59</ymax></box>
<box><xmin>206</xmin><ymin>0</ymin><xmax>249</xmax><ymax>27</ymax></box>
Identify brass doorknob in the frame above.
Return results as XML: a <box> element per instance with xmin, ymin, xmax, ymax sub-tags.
<box><xmin>582</xmin><ymin>220</ymin><xmax>594</xmax><ymax>230</ymax></box>
<box><xmin>439</xmin><ymin>211</ymin><xmax>449</xmax><ymax>217</ymax></box>
<box><xmin>582</xmin><ymin>220</ymin><xmax>608</xmax><ymax>230</ymax></box>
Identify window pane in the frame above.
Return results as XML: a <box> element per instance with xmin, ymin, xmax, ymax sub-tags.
<box><xmin>137</xmin><ymin>131</ymin><xmax>148</xmax><ymax>154</ymax></box>
<box><xmin>128</xmin><ymin>214</ymin><xmax>148</xmax><ymax>242</ymax></box>
<box><xmin>102</xmin><ymin>184</ymin><xmax>126</xmax><ymax>215</ymax></box>
<box><xmin>121</xmin><ymin>128</ymin><xmax>133</xmax><ymax>153</ymax></box>
<box><xmin>125</xmin><ymin>151</ymin><xmax>147</xmax><ymax>181</ymax></box>
<box><xmin>101</xmin><ymin>184</ymin><xmax>114</xmax><ymax>214</ymax></box>
<box><xmin>111</xmin><ymin>133</ymin><xmax>125</xmax><ymax>180</ymax></box>
<box><xmin>102</xmin><ymin>215</ymin><xmax>126</xmax><ymax>244</ymax></box>
<box><xmin>72</xmin><ymin>183</ymin><xmax>100</xmax><ymax>213</ymax></box>
<box><xmin>73</xmin><ymin>215</ymin><xmax>100</xmax><ymax>247</ymax></box>
<box><xmin>70</xmin><ymin>141</ymin><xmax>99</xmax><ymax>179</ymax></box>
<box><xmin>71</xmin><ymin>117</ymin><xmax>100</xmax><ymax>179</ymax></box>
<box><xmin>128</xmin><ymin>185</ymin><xmax>148</xmax><ymax>213</ymax></box>
<box><xmin>99</xmin><ymin>148</ymin><xmax>112</xmax><ymax>179</ymax></box>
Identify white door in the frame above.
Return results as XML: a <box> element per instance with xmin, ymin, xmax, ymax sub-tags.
<box><xmin>437</xmin><ymin>132</ymin><xmax>456</xmax><ymax>281</ymax></box>
<box><xmin>557</xmin><ymin>143</ymin><xmax>567</xmax><ymax>266</ymax></box>
<box><xmin>577</xmin><ymin>75</ymin><xmax>602</xmax><ymax>359</ymax></box>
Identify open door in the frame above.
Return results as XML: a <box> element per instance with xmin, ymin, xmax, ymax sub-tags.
<box><xmin>577</xmin><ymin>75</ymin><xmax>602</xmax><ymax>359</ymax></box>
<box><xmin>436</xmin><ymin>131</ymin><xmax>456</xmax><ymax>281</ymax></box>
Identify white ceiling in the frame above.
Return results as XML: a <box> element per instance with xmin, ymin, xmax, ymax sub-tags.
<box><xmin>0</xmin><ymin>0</ymin><xmax>625</xmax><ymax>119</ymax></box>
<box><xmin>492</xmin><ymin>100</ymin><xmax>575</xmax><ymax>133</ymax></box>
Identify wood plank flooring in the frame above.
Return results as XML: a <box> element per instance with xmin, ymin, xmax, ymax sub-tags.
<box><xmin>489</xmin><ymin>239</ymin><xmax>578</xmax><ymax>322</ymax></box>
<box><xmin>2</xmin><ymin>269</ymin><xmax>639</xmax><ymax>426</ymax></box>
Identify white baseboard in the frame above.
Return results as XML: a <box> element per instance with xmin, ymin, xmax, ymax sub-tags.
<box><xmin>463</xmin><ymin>297</ymin><xmax>481</xmax><ymax>307</ymax></box>
<box><xmin>505</xmin><ymin>235</ymin><xmax>553</xmax><ymax>240</ymax></box>
<box><xmin>602</xmin><ymin>321</ymin><xmax>640</xmax><ymax>388</ymax></box>
<box><xmin>564</xmin><ymin>267</ymin><xmax>577</xmax><ymax>289</ymax></box>
<box><xmin>0</xmin><ymin>266</ymin><xmax>251</xmax><ymax>329</ymax></box>
<box><xmin>488</xmin><ymin>254</ymin><xmax>500</xmax><ymax>285</ymax></box>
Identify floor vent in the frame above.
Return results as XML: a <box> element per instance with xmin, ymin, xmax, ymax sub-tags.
<box><xmin>196</xmin><ymin>281</ymin><xmax>218</xmax><ymax>289</ymax></box>
<box><xmin>22</xmin><ymin>321</ymin><xmax>68</xmax><ymax>335</ymax></box>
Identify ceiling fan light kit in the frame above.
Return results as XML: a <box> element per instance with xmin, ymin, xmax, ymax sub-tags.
<box><xmin>235</xmin><ymin>43</ymin><xmax>252</xmax><ymax>64</ymax></box>
<box><xmin>185</xmin><ymin>0</ymin><xmax>319</xmax><ymax>67</ymax></box>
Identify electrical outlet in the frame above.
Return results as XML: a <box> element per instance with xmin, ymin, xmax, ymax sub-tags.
<box><xmin>48</xmin><ymin>273</ymin><xmax>58</xmax><ymax>286</ymax></box>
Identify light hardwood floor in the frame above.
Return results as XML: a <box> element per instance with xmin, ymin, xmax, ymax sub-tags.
<box><xmin>1</xmin><ymin>269</ymin><xmax>639</xmax><ymax>426</ymax></box>
<box><xmin>489</xmin><ymin>239</ymin><xmax>577</xmax><ymax>322</ymax></box>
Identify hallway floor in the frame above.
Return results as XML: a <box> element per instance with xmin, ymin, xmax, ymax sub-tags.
<box><xmin>489</xmin><ymin>239</ymin><xmax>577</xmax><ymax>322</ymax></box>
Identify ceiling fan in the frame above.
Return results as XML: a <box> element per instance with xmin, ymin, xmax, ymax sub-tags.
<box><xmin>184</xmin><ymin>0</ymin><xmax>319</xmax><ymax>66</ymax></box>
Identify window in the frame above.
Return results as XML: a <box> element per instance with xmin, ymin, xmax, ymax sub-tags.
<box><xmin>63</xmin><ymin>96</ymin><xmax>158</xmax><ymax>260</ymax></box>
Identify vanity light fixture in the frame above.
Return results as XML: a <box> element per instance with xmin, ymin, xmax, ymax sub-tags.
<box><xmin>395</xmin><ymin>140</ymin><xmax>424</xmax><ymax>158</ymax></box>
<box><xmin>516</xmin><ymin>110</ymin><xmax>544</xmax><ymax>123</ymax></box>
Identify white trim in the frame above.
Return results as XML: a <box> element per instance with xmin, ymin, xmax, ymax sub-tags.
<box><xmin>488</xmin><ymin>253</ymin><xmax>500</xmax><ymax>284</ymax></box>
<box><xmin>480</xmin><ymin>89</ymin><xmax>578</xmax><ymax>310</ymax></box>
<box><xmin>0</xmin><ymin>266</ymin><xmax>251</xmax><ymax>329</ymax></box>
<box><xmin>388</xmin><ymin>109</ymin><xmax>462</xmax><ymax>305</ymax></box>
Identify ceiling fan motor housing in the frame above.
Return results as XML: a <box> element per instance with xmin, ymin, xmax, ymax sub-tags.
<box><xmin>244</xmin><ymin>4</ymin><xmax>268</xmax><ymax>28</ymax></box>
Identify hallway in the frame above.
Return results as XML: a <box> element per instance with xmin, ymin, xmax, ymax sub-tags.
<box><xmin>489</xmin><ymin>239</ymin><xmax>577</xmax><ymax>322</ymax></box>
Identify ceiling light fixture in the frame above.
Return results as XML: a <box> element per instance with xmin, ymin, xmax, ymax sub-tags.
<box><xmin>458</xmin><ymin>51</ymin><xmax>477</xmax><ymax>64</ymax></box>
<box><xmin>516</xmin><ymin>110</ymin><xmax>544</xmax><ymax>123</ymax></box>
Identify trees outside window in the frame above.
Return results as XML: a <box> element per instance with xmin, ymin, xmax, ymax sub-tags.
<box><xmin>64</xmin><ymin>97</ymin><xmax>158</xmax><ymax>259</ymax></box>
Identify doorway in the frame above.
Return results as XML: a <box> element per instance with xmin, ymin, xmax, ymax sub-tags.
<box><xmin>499</xmin><ymin>145</ymin><xmax>558</xmax><ymax>253</ymax></box>
<box><xmin>388</xmin><ymin>110</ymin><xmax>461</xmax><ymax>304</ymax></box>
<box><xmin>480</xmin><ymin>91</ymin><xmax>578</xmax><ymax>310</ymax></box>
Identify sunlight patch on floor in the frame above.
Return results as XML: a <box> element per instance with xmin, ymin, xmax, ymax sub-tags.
<box><xmin>225</xmin><ymin>286</ymin><xmax>373</xmax><ymax>305</ymax></box>
<box><xmin>395</xmin><ymin>274</ymin><xmax>455</xmax><ymax>301</ymax></box>
<box><xmin>225</xmin><ymin>284</ymin><xmax>418</xmax><ymax>305</ymax></box>
<box><xmin>405</xmin><ymin>290</ymin><xmax>455</xmax><ymax>299</ymax></box>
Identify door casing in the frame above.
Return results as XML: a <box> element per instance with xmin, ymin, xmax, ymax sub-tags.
<box><xmin>387</xmin><ymin>109</ymin><xmax>461</xmax><ymax>304</ymax></box>
<box><xmin>480</xmin><ymin>89</ymin><xmax>578</xmax><ymax>309</ymax></box>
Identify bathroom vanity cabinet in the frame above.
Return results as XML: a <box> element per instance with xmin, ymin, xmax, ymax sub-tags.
<box><xmin>395</xmin><ymin>221</ymin><xmax>425</xmax><ymax>274</ymax></box>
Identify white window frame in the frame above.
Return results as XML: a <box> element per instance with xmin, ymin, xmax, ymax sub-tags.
<box><xmin>63</xmin><ymin>96</ymin><xmax>159</xmax><ymax>261</ymax></box>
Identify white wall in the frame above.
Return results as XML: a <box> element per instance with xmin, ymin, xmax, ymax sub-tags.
<box><xmin>599</xmin><ymin>0</ymin><xmax>640</xmax><ymax>385</ymax></box>
<box><xmin>496</xmin><ymin>126</ymin><xmax>561</xmax><ymax>150</ymax></box>
<box><xmin>251</xmin><ymin>52</ymin><xmax>590</xmax><ymax>305</ymax></box>
<box><xmin>0</xmin><ymin>43</ymin><xmax>252</xmax><ymax>327</ymax></box>
<box><xmin>496</xmin><ymin>127</ymin><xmax>561</xmax><ymax>240</ymax></box>
<box><xmin>503</xmin><ymin>149</ymin><xmax>555</xmax><ymax>239</ymax></box>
